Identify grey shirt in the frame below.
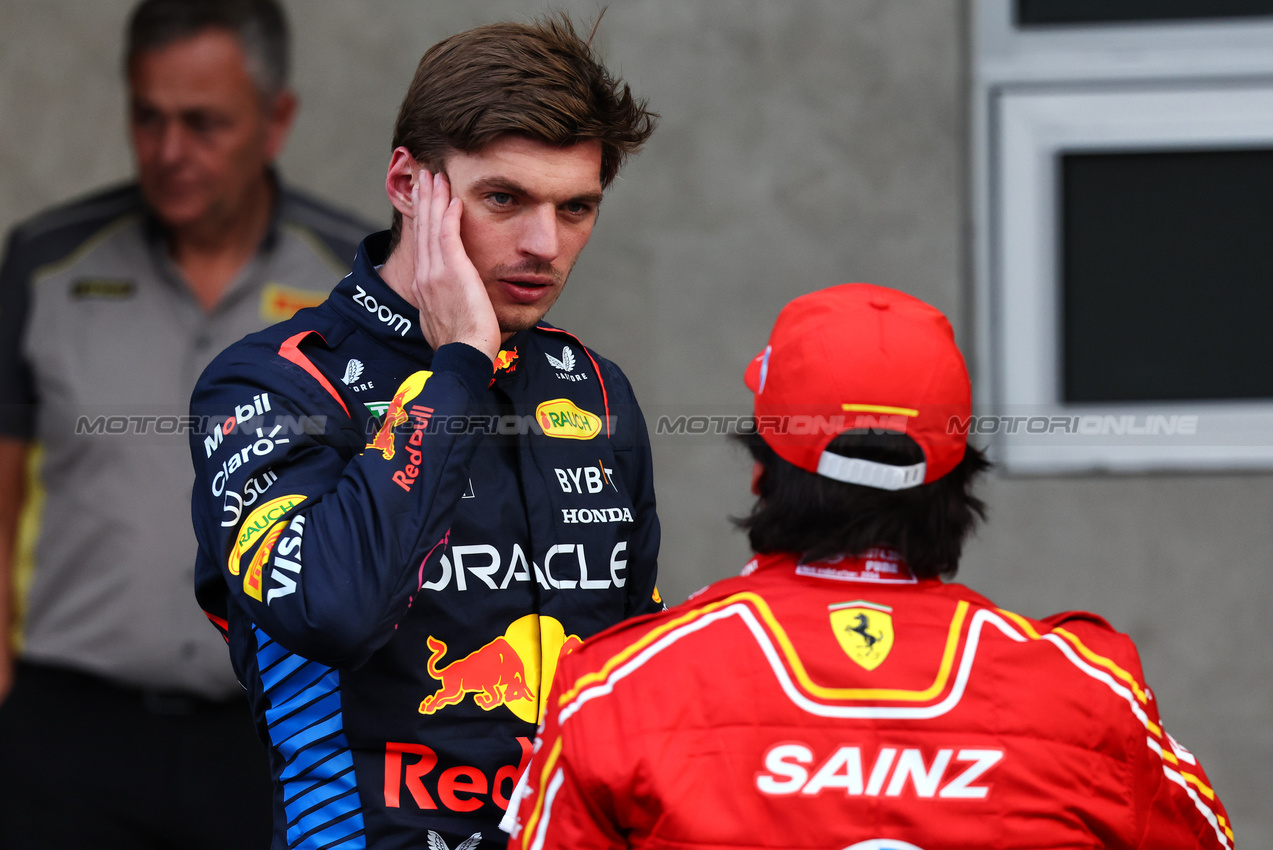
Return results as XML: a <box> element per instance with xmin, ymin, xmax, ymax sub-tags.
<box><xmin>0</xmin><ymin>180</ymin><xmax>372</xmax><ymax>698</ymax></box>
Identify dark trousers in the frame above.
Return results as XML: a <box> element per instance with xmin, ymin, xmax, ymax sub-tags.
<box><xmin>0</xmin><ymin>661</ymin><xmax>273</xmax><ymax>850</ymax></box>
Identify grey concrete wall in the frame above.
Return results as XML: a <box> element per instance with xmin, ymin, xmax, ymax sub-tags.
<box><xmin>1</xmin><ymin>0</ymin><xmax>1266</xmax><ymax>842</ymax></box>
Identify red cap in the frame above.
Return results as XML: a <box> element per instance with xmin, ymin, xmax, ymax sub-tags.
<box><xmin>744</xmin><ymin>284</ymin><xmax>970</xmax><ymax>489</ymax></box>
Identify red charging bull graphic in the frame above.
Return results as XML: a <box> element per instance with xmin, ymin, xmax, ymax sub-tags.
<box><xmin>494</xmin><ymin>347</ymin><xmax>518</xmax><ymax>373</ymax></box>
<box><xmin>419</xmin><ymin>615</ymin><xmax>583</xmax><ymax>724</ymax></box>
<box><xmin>365</xmin><ymin>371</ymin><xmax>431</xmax><ymax>461</ymax></box>
<box><xmin>420</xmin><ymin>636</ymin><xmax>532</xmax><ymax>713</ymax></box>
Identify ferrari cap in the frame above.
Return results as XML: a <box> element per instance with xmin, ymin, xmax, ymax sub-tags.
<box><xmin>743</xmin><ymin>283</ymin><xmax>970</xmax><ymax>490</ymax></box>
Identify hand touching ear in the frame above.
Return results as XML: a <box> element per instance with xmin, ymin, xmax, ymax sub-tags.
<box><xmin>410</xmin><ymin>170</ymin><xmax>500</xmax><ymax>363</ymax></box>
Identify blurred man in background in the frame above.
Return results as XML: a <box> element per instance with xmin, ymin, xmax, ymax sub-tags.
<box><xmin>506</xmin><ymin>284</ymin><xmax>1233</xmax><ymax>850</ymax></box>
<box><xmin>0</xmin><ymin>0</ymin><xmax>370</xmax><ymax>846</ymax></box>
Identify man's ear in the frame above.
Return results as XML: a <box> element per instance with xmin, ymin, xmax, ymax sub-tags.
<box><xmin>263</xmin><ymin>89</ymin><xmax>298</xmax><ymax>161</ymax></box>
<box><xmin>750</xmin><ymin>461</ymin><xmax>765</xmax><ymax>496</ymax></box>
<box><xmin>385</xmin><ymin>147</ymin><xmax>417</xmax><ymax>218</ymax></box>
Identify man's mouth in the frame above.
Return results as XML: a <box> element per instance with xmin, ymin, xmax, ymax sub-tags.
<box><xmin>499</xmin><ymin>276</ymin><xmax>556</xmax><ymax>304</ymax></box>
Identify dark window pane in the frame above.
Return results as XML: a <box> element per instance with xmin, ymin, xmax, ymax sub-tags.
<box><xmin>1017</xmin><ymin>0</ymin><xmax>1273</xmax><ymax>26</ymax></box>
<box><xmin>1061</xmin><ymin>149</ymin><xmax>1273</xmax><ymax>403</ymax></box>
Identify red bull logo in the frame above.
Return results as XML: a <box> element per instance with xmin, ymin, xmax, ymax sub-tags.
<box><xmin>419</xmin><ymin>615</ymin><xmax>582</xmax><ymax>724</ymax></box>
<box><xmin>419</xmin><ymin>636</ymin><xmax>532</xmax><ymax>714</ymax></box>
<box><xmin>494</xmin><ymin>347</ymin><xmax>519</xmax><ymax>373</ymax></box>
<box><xmin>384</xmin><ymin>735</ymin><xmax>533</xmax><ymax>812</ymax></box>
<box><xmin>365</xmin><ymin>371</ymin><xmax>432</xmax><ymax>460</ymax></box>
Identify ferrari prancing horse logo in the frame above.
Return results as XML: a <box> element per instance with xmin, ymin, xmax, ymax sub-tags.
<box><xmin>829</xmin><ymin>600</ymin><xmax>894</xmax><ymax>671</ymax></box>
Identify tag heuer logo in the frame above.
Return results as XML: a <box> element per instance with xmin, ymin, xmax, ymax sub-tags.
<box><xmin>829</xmin><ymin>601</ymin><xmax>894</xmax><ymax>671</ymax></box>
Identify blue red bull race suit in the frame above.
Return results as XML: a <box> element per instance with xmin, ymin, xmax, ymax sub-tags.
<box><xmin>189</xmin><ymin>231</ymin><xmax>661</xmax><ymax>850</ymax></box>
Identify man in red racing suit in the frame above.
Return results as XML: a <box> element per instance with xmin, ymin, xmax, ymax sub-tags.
<box><xmin>506</xmin><ymin>284</ymin><xmax>1233</xmax><ymax>850</ymax></box>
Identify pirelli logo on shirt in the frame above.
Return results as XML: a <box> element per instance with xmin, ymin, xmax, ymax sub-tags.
<box><xmin>71</xmin><ymin>278</ymin><xmax>136</xmax><ymax>300</ymax></box>
<box><xmin>536</xmin><ymin>399</ymin><xmax>601</xmax><ymax>440</ymax></box>
<box><xmin>260</xmin><ymin>283</ymin><xmax>327</xmax><ymax>322</ymax></box>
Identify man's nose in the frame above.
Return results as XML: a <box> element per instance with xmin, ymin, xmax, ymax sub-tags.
<box><xmin>159</xmin><ymin>121</ymin><xmax>188</xmax><ymax>164</ymax></box>
<box><xmin>518</xmin><ymin>206</ymin><xmax>560</xmax><ymax>262</ymax></box>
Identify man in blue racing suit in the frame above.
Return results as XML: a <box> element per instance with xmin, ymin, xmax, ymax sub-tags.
<box><xmin>188</xmin><ymin>16</ymin><xmax>661</xmax><ymax>850</ymax></box>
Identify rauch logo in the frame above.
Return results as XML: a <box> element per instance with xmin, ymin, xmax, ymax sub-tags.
<box><xmin>535</xmin><ymin>399</ymin><xmax>601</xmax><ymax>440</ymax></box>
<box><xmin>227</xmin><ymin>494</ymin><xmax>306</xmax><ymax>577</ymax></box>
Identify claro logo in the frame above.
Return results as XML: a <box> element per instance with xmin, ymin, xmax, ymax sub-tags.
<box><xmin>353</xmin><ymin>285</ymin><xmax>412</xmax><ymax>336</ymax></box>
<box><xmin>227</xmin><ymin>494</ymin><xmax>306</xmax><ymax>576</ymax></box>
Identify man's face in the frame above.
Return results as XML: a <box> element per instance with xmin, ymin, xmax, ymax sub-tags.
<box><xmin>441</xmin><ymin>136</ymin><xmax>604</xmax><ymax>334</ymax></box>
<box><xmin>128</xmin><ymin>29</ymin><xmax>290</xmax><ymax>233</ymax></box>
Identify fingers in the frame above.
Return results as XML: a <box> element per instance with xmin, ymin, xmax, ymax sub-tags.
<box><xmin>405</xmin><ymin>167</ymin><xmax>500</xmax><ymax>361</ymax></box>
<box><xmin>413</xmin><ymin>169</ymin><xmax>457</xmax><ymax>295</ymax></box>
<box><xmin>438</xmin><ymin>191</ymin><xmax>464</xmax><ymax>267</ymax></box>
<box><xmin>429</xmin><ymin>171</ymin><xmax>449</xmax><ymax>269</ymax></box>
<box><xmin>410</xmin><ymin>172</ymin><xmax>430</xmax><ymax>304</ymax></box>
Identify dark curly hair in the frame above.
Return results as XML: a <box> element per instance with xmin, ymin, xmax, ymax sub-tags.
<box><xmin>734</xmin><ymin>429</ymin><xmax>990</xmax><ymax>579</ymax></box>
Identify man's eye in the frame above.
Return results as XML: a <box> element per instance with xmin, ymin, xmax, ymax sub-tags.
<box><xmin>132</xmin><ymin>108</ymin><xmax>161</xmax><ymax>129</ymax></box>
<box><xmin>186</xmin><ymin>114</ymin><xmax>215</xmax><ymax>134</ymax></box>
<box><xmin>564</xmin><ymin>202</ymin><xmax>593</xmax><ymax>216</ymax></box>
<box><xmin>489</xmin><ymin>192</ymin><xmax>514</xmax><ymax>206</ymax></box>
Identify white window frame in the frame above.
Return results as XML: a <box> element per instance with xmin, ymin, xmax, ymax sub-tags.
<box><xmin>972</xmin><ymin>0</ymin><xmax>1273</xmax><ymax>473</ymax></box>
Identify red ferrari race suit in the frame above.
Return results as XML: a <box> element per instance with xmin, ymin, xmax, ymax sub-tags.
<box><xmin>507</xmin><ymin>549</ymin><xmax>1233</xmax><ymax>850</ymax></box>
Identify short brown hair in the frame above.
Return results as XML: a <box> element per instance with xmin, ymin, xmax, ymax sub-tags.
<box><xmin>126</xmin><ymin>0</ymin><xmax>289</xmax><ymax>98</ymax></box>
<box><xmin>388</xmin><ymin>13</ymin><xmax>658</xmax><ymax>249</ymax></box>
